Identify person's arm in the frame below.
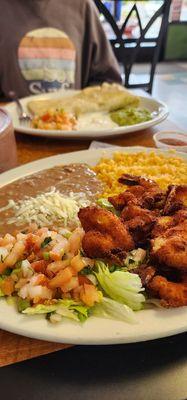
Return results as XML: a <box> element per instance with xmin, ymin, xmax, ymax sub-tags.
<box><xmin>81</xmin><ymin>0</ymin><xmax>122</xmax><ymax>87</ymax></box>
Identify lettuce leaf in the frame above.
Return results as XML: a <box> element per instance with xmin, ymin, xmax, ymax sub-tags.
<box><xmin>17</xmin><ymin>298</ymin><xmax>31</xmax><ymax>312</ymax></box>
<box><xmin>95</xmin><ymin>261</ymin><xmax>145</xmax><ymax>311</ymax></box>
<box><xmin>92</xmin><ymin>297</ymin><xmax>136</xmax><ymax>323</ymax></box>
<box><xmin>97</xmin><ymin>198</ymin><xmax>119</xmax><ymax>215</ymax></box>
<box><xmin>0</xmin><ymin>277</ymin><xmax>5</xmax><ymax>297</ymax></box>
<box><xmin>22</xmin><ymin>299</ymin><xmax>90</xmax><ymax>322</ymax></box>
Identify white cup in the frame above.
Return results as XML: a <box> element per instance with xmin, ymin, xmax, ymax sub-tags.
<box><xmin>153</xmin><ymin>130</ymin><xmax>187</xmax><ymax>152</ymax></box>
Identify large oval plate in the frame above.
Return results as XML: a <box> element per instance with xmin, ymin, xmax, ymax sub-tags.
<box><xmin>3</xmin><ymin>91</ymin><xmax>169</xmax><ymax>139</ymax></box>
<box><xmin>0</xmin><ymin>147</ymin><xmax>186</xmax><ymax>344</ymax></box>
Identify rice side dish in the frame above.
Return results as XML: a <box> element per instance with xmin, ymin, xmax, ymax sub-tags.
<box><xmin>93</xmin><ymin>151</ymin><xmax>187</xmax><ymax>197</ymax></box>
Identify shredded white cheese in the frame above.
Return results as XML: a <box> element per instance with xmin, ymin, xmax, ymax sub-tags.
<box><xmin>1</xmin><ymin>188</ymin><xmax>90</xmax><ymax>228</ymax></box>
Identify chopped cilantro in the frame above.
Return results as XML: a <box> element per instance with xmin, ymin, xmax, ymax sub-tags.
<box><xmin>79</xmin><ymin>266</ymin><xmax>93</xmax><ymax>275</ymax></box>
<box><xmin>108</xmin><ymin>264</ymin><xmax>122</xmax><ymax>273</ymax></box>
<box><xmin>2</xmin><ymin>267</ymin><xmax>12</xmax><ymax>276</ymax></box>
<box><xmin>43</xmin><ymin>252</ymin><xmax>50</xmax><ymax>261</ymax></box>
<box><xmin>41</xmin><ymin>237</ymin><xmax>52</xmax><ymax>248</ymax></box>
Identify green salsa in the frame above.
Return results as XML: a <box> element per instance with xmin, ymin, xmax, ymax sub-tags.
<box><xmin>110</xmin><ymin>107</ymin><xmax>152</xmax><ymax>126</ymax></box>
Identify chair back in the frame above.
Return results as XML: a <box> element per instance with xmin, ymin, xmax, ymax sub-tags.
<box><xmin>94</xmin><ymin>0</ymin><xmax>172</xmax><ymax>93</ymax></box>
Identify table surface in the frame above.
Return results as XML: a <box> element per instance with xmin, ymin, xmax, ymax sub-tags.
<box><xmin>1</xmin><ymin>108</ymin><xmax>187</xmax><ymax>400</ymax></box>
<box><xmin>15</xmin><ymin>118</ymin><xmax>177</xmax><ymax>165</ymax></box>
<box><xmin>1</xmin><ymin>333</ymin><xmax>187</xmax><ymax>400</ymax></box>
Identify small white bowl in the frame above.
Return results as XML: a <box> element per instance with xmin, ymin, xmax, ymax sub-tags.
<box><xmin>153</xmin><ymin>130</ymin><xmax>187</xmax><ymax>152</ymax></box>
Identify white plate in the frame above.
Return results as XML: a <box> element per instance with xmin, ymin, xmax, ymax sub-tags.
<box><xmin>3</xmin><ymin>90</ymin><xmax>169</xmax><ymax>139</ymax></box>
<box><xmin>0</xmin><ymin>146</ymin><xmax>186</xmax><ymax>344</ymax></box>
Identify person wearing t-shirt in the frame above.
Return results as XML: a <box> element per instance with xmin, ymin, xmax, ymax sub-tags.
<box><xmin>0</xmin><ymin>0</ymin><xmax>121</xmax><ymax>98</ymax></box>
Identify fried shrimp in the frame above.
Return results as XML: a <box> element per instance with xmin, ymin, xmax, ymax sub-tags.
<box><xmin>78</xmin><ymin>173</ymin><xmax>187</xmax><ymax>307</ymax></box>
<box><xmin>121</xmin><ymin>204</ymin><xmax>156</xmax><ymax>245</ymax></box>
<box><xmin>148</xmin><ymin>275</ymin><xmax>187</xmax><ymax>307</ymax></box>
<box><xmin>151</xmin><ymin>216</ymin><xmax>174</xmax><ymax>238</ymax></box>
<box><xmin>108</xmin><ymin>191</ymin><xmax>139</xmax><ymax>210</ymax></box>
<box><xmin>151</xmin><ymin>232</ymin><xmax>187</xmax><ymax>271</ymax></box>
<box><xmin>118</xmin><ymin>174</ymin><xmax>165</xmax><ymax>210</ymax></box>
<box><xmin>118</xmin><ymin>174</ymin><xmax>159</xmax><ymax>189</ymax></box>
<box><xmin>151</xmin><ymin>210</ymin><xmax>187</xmax><ymax>238</ymax></box>
<box><xmin>82</xmin><ymin>231</ymin><xmax>115</xmax><ymax>259</ymax></box>
<box><xmin>78</xmin><ymin>206</ymin><xmax>134</xmax><ymax>259</ymax></box>
<box><xmin>132</xmin><ymin>264</ymin><xmax>156</xmax><ymax>286</ymax></box>
<box><xmin>163</xmin><ymin>185</ymin><xmax>187</xmax><ymax>215</ymax></box>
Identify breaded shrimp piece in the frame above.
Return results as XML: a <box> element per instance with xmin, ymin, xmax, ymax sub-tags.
<box><xmin>151</xmin><ymin>216</ymin><xmax>174</xmax><ymax>238</ymax></box>
<box><xmin>118</xmin><ymin>174</ymin><xmax>158</xmax><ymax>189</ymax></box>
<box><xmin>118</xmin><ymin>174</ymin><xmax>165</xmax><ymax>210</ymax></box>
<box><xmin>108</xmin><ymin>191</ymin><xmax>139</xmax><ymax>210</ymax></box>
<box><xmin>163</xmin><ymin>185</ymin><xmax>187</xmax><ymax>215</ymax></box>
<box><xmin>121</xmin><ymin>204</ymin><xmax>156</xmax><ymax>245</ymax></box>
<box><xmin>151</xmin><ymin>233</ymin><xmax>187</xmax><ymax>271</ymax></box>
<box><xmin>174</xmin><ymin>209</ymin><xmax>187</xmax><ymax>224</ymax></box>
<box><xmin>121</xmin><ymin>204</ymin><xmax>156</xmax><ymax>222</ymax></box>
<box><xmin>78</xmin><ymin>206</ymin><xmax>133</xmax><ymax>248</ymax></box>
<box><xmin>164</xmin><ymin>220</ymin><xmax>187</xmax><ymax>240</ymax></box>
<box><xmin>78</xmin><ymin>206</ymin><xmax>134</xmax><ymax>259</ymax></box>
<box><xmin>132</xmin><ymin>264</ymin><xmax>156</xmax><ymax>286</ymax></box>
<box><xmin>82</xmin><ymin>231</ymin><xmax>115</xmax><ymax>259</ymax></box>
<box><xmin>148</xmin><ymin>275</ymin><xmax>187</xmax><ymax>307</ymax></box>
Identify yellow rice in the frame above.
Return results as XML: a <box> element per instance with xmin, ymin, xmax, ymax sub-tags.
<box><xmin>93</xmin><ymin>151</ymin><xmax>187</xmax><ymax>197</ymax></box>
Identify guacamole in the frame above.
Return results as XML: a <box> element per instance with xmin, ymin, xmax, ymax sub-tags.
<box><xmin>110</xmin><ymin>107</ymin><xmax>152</xmax><ymax>126</ymax></box>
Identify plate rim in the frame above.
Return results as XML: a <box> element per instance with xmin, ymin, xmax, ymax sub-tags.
<box><xmin>0</xmin><ymin>146</ymin><xmax>186</xmax><ymax>344</ymax></box>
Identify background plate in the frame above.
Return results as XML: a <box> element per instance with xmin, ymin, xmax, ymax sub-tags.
<box><xmin>0</xmin><ymin>146</ymin><xmax>186</xmax><ymax>344</ymax></box>
<box><xmin>3</xmin><ymin>91</ymin><xmax>169</xmax><ymax>139</ymax></box>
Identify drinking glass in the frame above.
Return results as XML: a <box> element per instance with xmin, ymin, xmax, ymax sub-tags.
<box><xmin>0</xmin><ymin>109</ymin><xmax>17</xmax><ymax>173</ymax></box>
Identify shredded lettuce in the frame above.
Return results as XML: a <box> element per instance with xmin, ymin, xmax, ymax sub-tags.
<box><xmin>92</xmin><ymin>297</ymin><xmax>136</xmax><ymax>323</ymax></box>
<box><xmin>17</xmin><ymin>298</ymin><xmax>31</xmax><ymax>312</ymax></box>
<box><xmin>22</xmin><ymin>299</ymin><xmax>90</xmax><ymax>322</ymax></box>
<box><xmin>95</xmin><ymin>261</ymin><xmax>145</xmax><ymax>311</ymax></box>
<box><xmin>97</xmin><ymin>198</ymin><xmax>119</xmax><ymax>215</ymax></box>
<box><xmin>0</xmin><ymin>277</ymin><xmax>5</xmax><ymax>297</ymax></box>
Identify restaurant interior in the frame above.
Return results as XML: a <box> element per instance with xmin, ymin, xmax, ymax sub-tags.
<box><xmin>0</xmin><ymin>1</ymin><xmax>186</xmax><ymax>400</ymax></box>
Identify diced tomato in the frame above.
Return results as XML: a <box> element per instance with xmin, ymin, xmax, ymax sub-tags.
<box><xmin>34</xmin><ymin>274</ymin><xmax>49</xmax><ymax>286</ymax></box>
<box><xmin>0</xmin><ymin>277</ymin><xmax>15</xmax><ymax>295</ymax></box>
<box><xmin>80</xmin><ymin>284</ymin><xmax>102</xmax><ymax>307</ymax></box>
<box><xmin>31</xmin><ymin>260</ymin><xmax>48</xmax><ymax>273</ymax></box>
<box><xmin>41</xmin><ymin>113</ymin><xmax>51</xmax><ymax>122</ymax></box>
<box><xmin>25</xmin><ymin>234</ymin><xmax>43</xmax><ymax>253</ymax></box>
<box><xmin>48</xmin><ymin>267</ymin><xmax>72</xmax><ymax>289</ymax></box>
<box><xmin>78</xmin><ymin>275</ymin><xmax>91</xmax><ymax>285</ymax></box>
<box><xmin>61</xmin><ymin>277</ymin><xmax>79</xmax><ymax>293</ymax></box>
<box><xmin>70</xmin><ymin>253</ymin><xmax>86</xmax><ymax>273</ymax></box>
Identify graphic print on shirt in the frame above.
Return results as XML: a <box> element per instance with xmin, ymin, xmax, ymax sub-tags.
<box><xmin>18</xmin><ymin>27</ymin><xmax>76</xmax><ymax>94</ymax></box>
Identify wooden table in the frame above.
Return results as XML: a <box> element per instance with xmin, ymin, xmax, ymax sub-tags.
<box><xmin>0</xmin><ymin>112</ymin><xmax>178</xmax><ymax>366</ymax></box>
<box><xmin>16</xmin><ymin>118</ymin><xmax>177</xmax><ymax>165</ymax></box>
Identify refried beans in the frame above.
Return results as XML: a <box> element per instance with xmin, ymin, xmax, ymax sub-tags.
<box><xmin>0</xmin><ymin>163</ymin><xmax>103</xmax><ymax>235</ymax></box>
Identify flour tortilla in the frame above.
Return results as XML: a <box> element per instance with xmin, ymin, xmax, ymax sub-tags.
<box><xmin>27</xmin><ymin>83</ymin><xmax>140</xmax><ymax>117</ymax></box>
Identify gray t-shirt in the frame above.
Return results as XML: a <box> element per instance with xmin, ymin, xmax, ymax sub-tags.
<box><xmin>0</xmin><ymin>0</ymin><xmax>121</xmax><ymax>97</ymax></box>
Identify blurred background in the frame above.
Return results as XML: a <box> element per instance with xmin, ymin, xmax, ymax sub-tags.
<box><xmin>96</xmin><ymin>0</ymin><xmax>187</xmax><ymax>129</ymax></box>
<box><xmin>100</xmin><ymin>0</ymin><xmax>187</xmax><ymax>61</ymax></box>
